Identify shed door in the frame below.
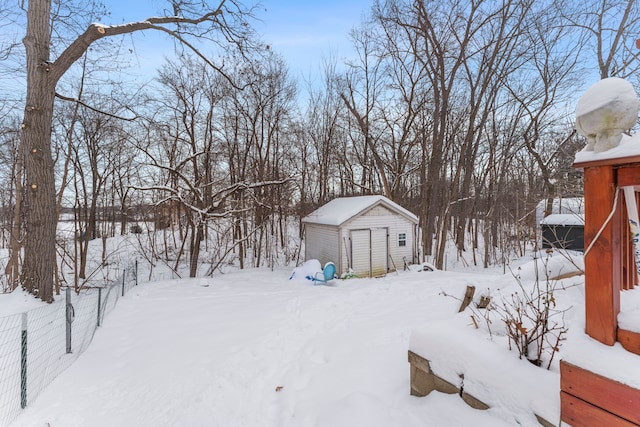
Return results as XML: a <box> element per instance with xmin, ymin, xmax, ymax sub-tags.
<box><xmin>351</xmin><ymin>229</ymin><xmax>371</xmax><ymax>277</ymax></box>
<box><xmin>370</xmin><ymin>228</ymin><xmax>388</xmax><ymax>277</ymax></box>
<box><xmin>350</xmin><ymin>228</ymin><xmax>388</xmax><ymax>278</ymax></box>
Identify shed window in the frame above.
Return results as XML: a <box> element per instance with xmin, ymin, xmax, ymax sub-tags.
<box><xmin>398</xmin><ymin>233</ymin><xmax>407</xmax><ymax>247</ymax></box>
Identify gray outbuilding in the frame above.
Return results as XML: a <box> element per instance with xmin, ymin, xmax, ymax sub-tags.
<box><xmin>302</xmin><ymin>195</ymin><xmax>419</xmax><ymax>278</ymax></box>
<box><xmin>540</xmin><ymin>213</ymin><xmax>584</xmax><ymax>252</ymax></box>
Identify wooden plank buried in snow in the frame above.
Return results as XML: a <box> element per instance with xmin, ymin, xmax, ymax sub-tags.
<box><xmin>561</xmin><ymin>392</ymin><xmax>638</xmax><ymax>427</ymax></box>
<box><xmin>560</xmin><ymin>361</ymin><xmax>640</xmax><ymax>425</ymax></box>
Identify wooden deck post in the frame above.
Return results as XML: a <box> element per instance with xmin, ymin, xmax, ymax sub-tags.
<box><xmin>583</xmin><ymin>165</ymin><xmax>621</xmax><ymax>345</ymax></box>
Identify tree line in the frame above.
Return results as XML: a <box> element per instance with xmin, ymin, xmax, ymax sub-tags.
<box><xmin>0</xmin><ymin>0</ymin><xmax>638</xmax><ymax>300</ymax></box>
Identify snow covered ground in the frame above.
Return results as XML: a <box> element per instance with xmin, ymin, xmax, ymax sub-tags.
<box><xmin>3</xmin><ymin>250</ymin><xmax>600</xmax><ymax>427</ymax></box>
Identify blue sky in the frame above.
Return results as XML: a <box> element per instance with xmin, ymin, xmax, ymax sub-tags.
<box><xmin>255</xmin><ymin>1</ymin><xmax>371</xmax><ymax>78</ymax></box>
<box><xmin>102</xmin><ymin>0</ymin><xmax>373</xmax><ymax>82</ymax></box>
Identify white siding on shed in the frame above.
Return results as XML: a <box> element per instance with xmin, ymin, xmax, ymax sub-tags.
<box><xmin>304</xmin><ymin>223</ymin><xmax>340</xmax><ymax>268</ymax></box>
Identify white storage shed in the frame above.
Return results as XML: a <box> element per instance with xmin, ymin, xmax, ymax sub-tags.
<box><xmin>302</xmin><ymin>195</ymin><xmax>419</xmax><ymax>278</ymax></box>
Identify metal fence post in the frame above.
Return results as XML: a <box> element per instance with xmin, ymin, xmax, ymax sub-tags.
<box><xmin>20</xmin><ymin>312</ymin><xmax>27</xmax><ymax>409</ymax></box>
<box><xmin>122</xmin><ymin>269</ymin><xmax>125</xmax><ymax>297</ymax></box>
<box><xmin>66</xmin><ymin>288</ymin><xmax>74</xmax><ymax>354</ymax></box>
<box><xmin>97</xmin><ymin>287</ymin><xmax>102</xmax><ymax>327</ymax></box>
<box><xmin>135</xmin><ymin>260</ymin><xmax>138</xmax><ymax>286</ymax></box>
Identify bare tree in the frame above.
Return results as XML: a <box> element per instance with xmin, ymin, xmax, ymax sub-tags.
<box><xmin>148</xmin><ymin>55</ymin><xmax>228</xmax><ymax>277</ymax></box>
<box><xmin>342</xmin><ymin>0</ymin><xmax>588</xmax><ymax>269</ymax></box>
<box><xmin>16</xmin><ymin>0</ymin><xmax>255</xmax><ymax>301</ymax></box>
<box><xmin>0</xmin><ymin>115</ymin><xmax>23</xmax><ymax>290</ymax></box>
<box><xmin>341</xmin><ymin>19</ymin><xmax>390</xmax><ymax>198</ymax></box>
<box><xmin>564</xmin><ymin>0</ymin><xmax>640</xmax><ymax>79</ymax></box>
<box><xmin>70</xmin><ymin>96</ymin><xmax>130</xmax><ymax>280</ymax></box>
<box><xmin>219</xmin><ymin>50</ymin><xmax>298</xmax><ymax>269</ymax></box>
<box><xmin>382</xmin><ymin>0</ymin><xmax>534</xmax><ymax>268</ymax></box>
<box><xmin>304</xmin><ymin>57</ymin><xmax>346</xmax><ymax>205</ymax></box>
<box><xmin>503</xmin><ymin>2</ymin><xmax>582</xmax><ymax>230</ymax></box>
<box><xmin>344</xmin><ymin>4</ymin><xmax>429</xmax><ymax>207</ymax></box>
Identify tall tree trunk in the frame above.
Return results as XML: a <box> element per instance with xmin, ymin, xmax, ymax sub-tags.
<box><xmin>21</xmin><ymin>0</ymin><xmax>57</xmax><ymax>302</ymax></box>
<box><xmin>235</xmin><ymin>217</ymin><xmax>245</xmax><ymax>270</ymax></box>
<box><xmin>189</xmin><ymin>222</ymin><xmax>203</xmax><ymax>277</ymax></box>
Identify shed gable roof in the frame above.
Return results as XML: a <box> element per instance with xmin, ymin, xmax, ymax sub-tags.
<box><xmin>302</xmin><ymin>195</ymin><xmax>418</xmax><ymax>226</ymax></box>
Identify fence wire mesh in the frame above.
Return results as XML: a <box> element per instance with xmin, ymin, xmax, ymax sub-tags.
<box><xmin>0</xmin><ymin>313</ymin><xmax>22</xmax><ymax>424</ymax></box>
<box><xmin>0</xmin><ymin>261</ymin><xmax>138</xmax><ymax>427</ymax></box>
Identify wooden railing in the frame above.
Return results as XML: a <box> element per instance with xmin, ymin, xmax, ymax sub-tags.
<box><xmin>620</xmin><ymin>188</ymin><xmax>639</xmax><ymax>291</ymax></box>
<box><xmin>566</xmin><ymin>156</ymin><xmax>640</xmax><ymax>427</ymax></box>
<box><xmin>575</xmin><ymin>156</ymin><xmax>640</xmax><ymax>348</ymax></box>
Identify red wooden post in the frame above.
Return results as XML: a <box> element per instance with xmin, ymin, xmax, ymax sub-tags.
<box><xmin>583</xmin><ymin>165</ymin><xmax>621</xmax><ymax>345</ymax></box>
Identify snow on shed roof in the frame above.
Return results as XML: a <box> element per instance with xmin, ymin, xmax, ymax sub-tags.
<box><xmin>302</xmin><ymin>195</ymin><xmax>418</xmax><ymax>226</ymax></box>
<box><xmin>535</xmin><ymin>197</ymin><xmax>584</xmax><ymax>226</ymax></box>
<box><xmin>540</xmin><ymin>213</ymin><xmax>585</xmax><ymax>226</ymax></box>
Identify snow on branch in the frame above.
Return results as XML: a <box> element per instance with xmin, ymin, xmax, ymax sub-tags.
<box><xmin>130</xmin><ymin>178</ymin><xmax>293</xmax><ymax>219</ymax></box>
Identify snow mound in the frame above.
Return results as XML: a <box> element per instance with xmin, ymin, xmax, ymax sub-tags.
<box><xmin>410</xmin><ymin>316</ymin><xmax>560</xmax><ymax>425</ymax></box>
<box><xmin>576</xmin><ymin>77</ymin><xmax>637</xmax><ymax>117</ymax></box>
<box><xmin>508</xmin><ymin>251</ymin><xmax>583</xmax><ymax>282</ymax></box>
<box><xmin>575</xmin><ymin>77</ymin><xmax>639</xmax><ymax>153</ymax></box>
<box><xmin>289</xmin><ymin>259</ymin><xmax>323</xmax><ymax>284</ymax></box>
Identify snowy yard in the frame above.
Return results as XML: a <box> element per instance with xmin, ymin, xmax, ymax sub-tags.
<box><xmin>6</xmin><ymin>255</ymin><xmax>591</xmax><ymax>427</ymax></box>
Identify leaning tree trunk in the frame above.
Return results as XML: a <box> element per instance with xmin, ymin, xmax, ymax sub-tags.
<box><xmin>20</xmin><ymin>0</ymin><xmax>57</xmax><ymax>302</ymax></box>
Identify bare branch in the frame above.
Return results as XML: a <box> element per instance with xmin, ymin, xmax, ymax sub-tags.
<box><xmin>55</xmin><ymin>92</ymin><xmax>137</xmax><ymax>121</ymax></box>
<box><xmin>49</xmin><ymin>0</ymin><xmax>231</xmax><ymax>86</ymax></box>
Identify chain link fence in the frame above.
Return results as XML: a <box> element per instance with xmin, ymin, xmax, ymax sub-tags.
<box><xmin>0</xmin><ymin>261</ymin><xmax>138</xmax><ymax>427</ymax></box>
